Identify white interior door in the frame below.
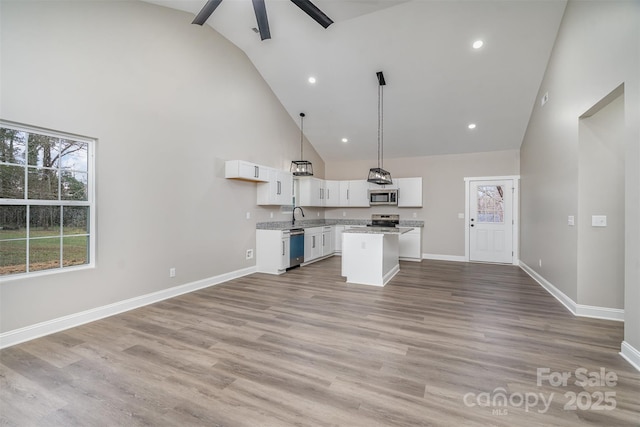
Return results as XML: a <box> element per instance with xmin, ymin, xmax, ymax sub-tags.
<box><xmin>469</xmin><ymin>179</ymin><xmax>514</xmax><ymax>264</ymax></box>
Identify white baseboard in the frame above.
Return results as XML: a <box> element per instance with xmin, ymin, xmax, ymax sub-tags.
<box><xmin>0</xmin><ymin>266</ymin><xmax>257</xmax><ymax>349</ymax></box>
<box><xmin>575</xmin><ymin>304</ymin><xmax>624</xmax><ymax>321</ymax></box>
<box><xmin>422</xmin><ymin>253</ymin><xmax>467</xmax><ymax>262</ymax></box>
<box><xmin>519</xmin><ymin>261</ymin><xmax>624</xmax><ymax>322</ymax></box>
<box><xmin>620</xmin><ymin>341</ymin><xmax>640</xmax><ymax>372</ymax></box>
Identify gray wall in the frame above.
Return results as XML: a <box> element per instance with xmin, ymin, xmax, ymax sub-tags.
<box><xmin>325</xmin><ymin>150</ymin><xmax>520</xmax><ymax>257</ymax></box>
<box><xmin>520</xmin><ymin>1</ymin><xmax>639</xmax><ymax>351</ymax></box>
<box><xmin>577</xmin><ymin>93</ymin><xmax>625</xmax><ymax>309</ymax></box>
<box><xmin>0</xmin><ymin>0</ymin><xmax>324</xmax><ymax>332</ymax></box>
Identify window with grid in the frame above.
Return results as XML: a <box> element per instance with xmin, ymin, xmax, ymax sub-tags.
<box><xmin>0</xmin><ymin>121</ymin><xmax>95</xmax><ymax>278</ymax></box>
<box><xmin>476</xmin><ymin>185</ymin><xmax>504</xmax><ymax>223</ymax></box>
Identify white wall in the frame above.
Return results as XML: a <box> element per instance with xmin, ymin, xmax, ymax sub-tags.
<box><xmin>519</xmin><ymin>0</ymin><xmax>639</xmax><ymax>357</ymax></box>
<box><xmin>326</xmin><ymin>150</ymin><xmax>520</xmax><ymax>258</ymax></box>
<box><xmin>0</xmin><ymin>0</ymin><xmax>324</xmax><ymax>332</ymax></box>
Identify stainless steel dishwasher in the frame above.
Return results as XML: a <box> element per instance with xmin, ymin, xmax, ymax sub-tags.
<box><xmin>289</xmin><ymin>228</ymin><xmax>305</xmax><ymax>268</ymax></box>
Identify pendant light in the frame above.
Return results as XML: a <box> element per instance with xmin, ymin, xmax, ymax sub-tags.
<box><xmin>291</xmin><ymin>112</ymin><xmax>314</xmax><ymax>176</ymax></box>
<box><xmin>367</xmin><ymin>71</ymin><xmax>392</xmax><ymax>185</ymax></box>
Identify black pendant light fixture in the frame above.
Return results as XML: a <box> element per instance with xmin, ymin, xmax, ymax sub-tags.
<box><xmin>367</xmin><ymin>71</ymin><xmax>393</xmax><ymax>185</ymax></box>
<box><xmin>291</xmin><ymin>113</ymin><xmax>313</xmax><ymax>176</ymax></box>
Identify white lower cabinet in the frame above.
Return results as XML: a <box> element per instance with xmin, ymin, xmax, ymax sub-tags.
<box><xmin>256</xmin><ymin>229</ymin><xmax>290</xmax><ymax>274</ymax></box>
<box><xmin>303</xmin><ymin>226</ymin><xmax>334</xmax><ymax>263</ymax></box>
<box><xmin>304</xmin><ymin>227</ymin><xmax>323</xmax><ymax>262</ymax></box>
<box><xmin>399</xmin><ymin>227</ymin><xmax>422</xmax><ymax>261</ymax></box>
<box><xmin>321</xmin><ymin>226</ymin><xmax>333</xmax><ymax>256</ymax></box>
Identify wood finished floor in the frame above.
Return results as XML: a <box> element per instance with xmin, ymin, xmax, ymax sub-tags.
<box><xmin>1</xmin><ymin>258</ymin><xmax>639</xmax><ymax>426</ymax></box>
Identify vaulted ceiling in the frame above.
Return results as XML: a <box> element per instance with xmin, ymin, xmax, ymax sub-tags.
<box><xmin>145</xmin><ymin>0</ymin><xmax>567</xmax><ymax>162</ymax></box>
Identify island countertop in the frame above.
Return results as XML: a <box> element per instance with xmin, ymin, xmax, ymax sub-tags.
<box><xmin>343</xmin><ymin>226</ymin><xmax>414</xmax><ymax>234</ymax></box>
<box><xmin>256</xmin><ymin>219</ymin><xmax>424</xmax><ymax>230</ymax></box>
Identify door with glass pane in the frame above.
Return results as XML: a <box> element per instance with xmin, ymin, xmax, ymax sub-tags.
<box><xmin>469</xmin><ymin>179</ymin><xmax>513</xmax><ymax>263</ymax></box>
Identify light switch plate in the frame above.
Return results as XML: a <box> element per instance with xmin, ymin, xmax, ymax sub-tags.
<box><xmin>592</xmin><ymin>215</ymin><xmax>607</xmax><ymax>227</ymax></box>
<box><xmin>568</xmin><ymin>215</ymin><xmax>575</xmax><ymax>226</ymax></box>
<box><xmin>458</xmin><ymin>213</ymin><xmax>465</xmax><ymax>219</ymax></box>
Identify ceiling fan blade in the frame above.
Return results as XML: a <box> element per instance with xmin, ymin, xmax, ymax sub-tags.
<box><xmin>290</xmin><ymin>0</ymin><xmax>333</xmax><ymax>29</ymax></box>
<box><xmin>192</xmin><ymin>0</ymin><xmax>223</xmax><ymax>25</ymax></box>
<box><xmin>252</xmin><ymin>0</ymin><xmax>271</xmax><ymax>40</ymax></box>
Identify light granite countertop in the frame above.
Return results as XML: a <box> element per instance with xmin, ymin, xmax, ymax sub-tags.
<box><xmin>256</xmin><ymin>219</ymin><xmax>424</xmax><ymax>230</ymax></box>
<box><xmin>343</xmin><ymin>226</ymin><xmax>414</xmax><ymax>234</ymax></box>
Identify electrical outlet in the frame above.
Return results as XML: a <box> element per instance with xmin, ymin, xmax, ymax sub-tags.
<box><xmin>246</xmin><ymin>211</ymin><xmax>251</xmax><ymax>220</ymax></box>
<box><xmin>246</xmin><ymin>249</ymin><xmax>254</xmax><ymax>260</ymax></box>
<box><xmin>568</xmin><ymin>215</ymin><xmax>575</xmax><ymax>226</ymax></box>
<box><xmin>592</xmin><ymin>215</ymin><xmax>607</xmax><ymax>227</ymax></box>
<box><xmin>169</xmin><ymin>267</ymin><xmax>176</xmax><ymax>278</ymax></box>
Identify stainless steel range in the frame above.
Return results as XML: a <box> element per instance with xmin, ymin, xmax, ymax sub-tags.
<box><xmin>367</xmin><ymin>214</ymin><xmax>400</xmax><ymax>228</ymax></box>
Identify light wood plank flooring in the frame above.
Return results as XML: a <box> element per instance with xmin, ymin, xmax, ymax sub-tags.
<box><xmin>1</xmin><ymin>258</ymin><xmax>639</xmax><ymax>426</ymax></box>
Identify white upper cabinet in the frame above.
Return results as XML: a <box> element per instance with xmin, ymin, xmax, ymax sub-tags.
<box><xmin>225</xmin><ymin>160</ymin><xmax>268</xmax><ymax>182</ymax></box>
<box><xmin>257</xmin><ymin>168</ymin><xmax>293</xmax><ymax>206</ymax></box>
<box><xmin>296</xmin><ymin>177</ymin><xmax>325</xmax><ymax>207</ymax></box>
<box><xmin>396</xmin><ymin>177</ymin><xmax>423</xmax><ymax>207</ymax></box>
<box><xmin>342</xmin><ymin>180</ymin><xmax>371</xmax><ymax>207</ymax></box>
<box><xmin>295</xmin><ymin>177</ymin><xmax>421</xmax><ymax>208</ymax></box>
<box><xmin>324</xmin><ymin>180</ymin><xmax>341</xmax><ymax>207</ymax></box>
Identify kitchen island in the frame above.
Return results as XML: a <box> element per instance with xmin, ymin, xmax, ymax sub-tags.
<box><xmin>341</xmin><ymin>227</ymin><xmax>413</xmax><ymax>286</ymax></box>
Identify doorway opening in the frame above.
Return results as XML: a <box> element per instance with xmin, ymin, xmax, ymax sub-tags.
<box><xmin>577</xmin><ymin>84</ymin><xmax>625</xmax><ymax>311</ymax></box>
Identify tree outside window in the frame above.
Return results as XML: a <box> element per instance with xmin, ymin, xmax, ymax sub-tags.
<box><xmin>0</xmin><ymin>123</ymin><xmax>94</xmax><ymax>277</ymax></box>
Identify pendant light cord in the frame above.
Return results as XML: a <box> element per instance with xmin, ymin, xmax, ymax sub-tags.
<box><xmin>377</xmin><ymin>83</ymin><xmax>384</xmax><ymax>169</ymax></box>
<box><xmin>300</xmin><ymin>112</ymin><xmax>305</xmax><ymax>160</ymax></box>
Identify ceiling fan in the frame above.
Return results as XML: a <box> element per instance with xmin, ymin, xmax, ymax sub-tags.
<box><xmin>192</xmin><ymin>0</ymin><xmax>334</xmax><ymax>41</ymax></box>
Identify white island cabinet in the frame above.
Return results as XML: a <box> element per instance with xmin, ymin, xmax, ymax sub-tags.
<box><xmin>341</xmin><ymin>228</ymin><xmax>413</xmax><ymax>286</ymax></box>
<box><xmin>399</xmin><ymin>227</ymin><xmax>422</xmax><ymax>261</ymax></box>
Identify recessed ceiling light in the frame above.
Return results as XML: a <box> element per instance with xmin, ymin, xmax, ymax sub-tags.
<box><xmin>468</xmin><ymin>123</ymin><xmax>477</xmax><ymax>129</ymax></box>
<box><xmin>341</xmin><ymin>138</ymin><xmax>348</xmax><ymax>143</ymax></box>
<box><xmin>308</xmin><ymin>76</ymin><xmax>316</xmax><ymax>84</ymax></box>
<box><xmin>472</xmin><ymin>40</ymin><xmax>484</xmax><ymax>49</ymax></box>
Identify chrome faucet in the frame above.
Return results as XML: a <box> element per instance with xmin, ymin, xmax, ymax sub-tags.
<box><xmin>292</xmin><ymin>206</ymin><xmax>305</xmax><ymax>225</ymax></box>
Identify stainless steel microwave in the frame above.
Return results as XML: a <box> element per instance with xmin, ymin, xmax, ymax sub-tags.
<box><xmin>369</xmin><ymin>189</ymin><xmax>398</xmax><ymax>205</ymax></box>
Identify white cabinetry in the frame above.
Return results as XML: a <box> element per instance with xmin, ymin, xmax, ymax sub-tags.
<box><xmin>321</xmin><ymin>226</ymin><xmax>333</xmax><ymax>256</ymax></box>
<box><xmin>339</xmin><ymin>180</ymin><xmax>370</xmax><ymax>207</ymax></box>
<box><xmin>304</xmin><ymin>227</ymin><xmax>323</xmax><ymax>262</ymax></box>
<box><xmin>333</xmin><ymin>225</ymin><xmax>345</xmax><ymax>253</ymax></box>
<box><xmin>324</xmin><ymin>180</ymin><xmax>341</xmax><ymax>207</ymax></box>
<box><xmin>256</xmin><ymin>229</ymin><xmax>290</xmax><ymax>274</ymax></box>
<box><xmin>225</xmin><ymin>160</ymin><xmax>268</xmax><ymax>182</ymax></box>
<box><xmin>257</xmin><ymin>169</ymin><xmax>293</xmax><ymax>206</ymax></box>
<box><xmin>396</xmin><ymin>177</ymin><xmax>423</xmax><ymax>207</ymax></box>
<box><xmin>399</xmin><ymin>227</ymin><xmax>422</xmax><ymax>261</ymax></box>
<box><xmin>296</xmin><ymin>177</ymin><xmax>325</xmax><ymax>207</ymax></box>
